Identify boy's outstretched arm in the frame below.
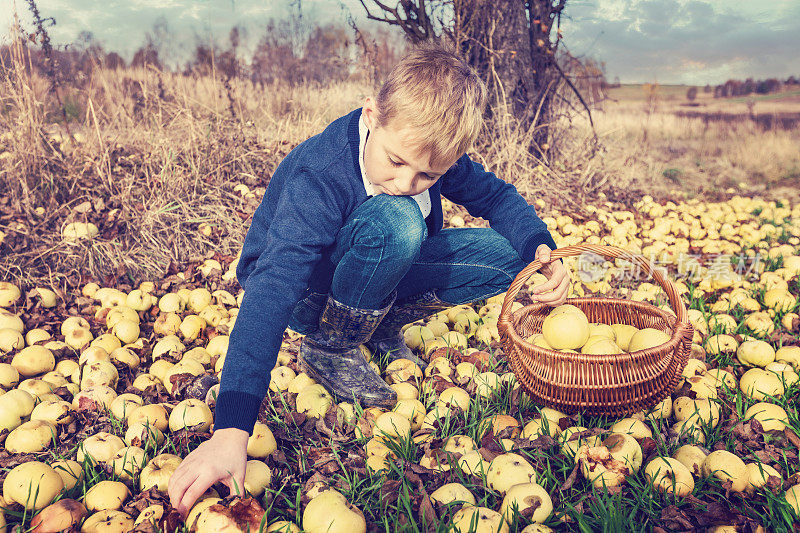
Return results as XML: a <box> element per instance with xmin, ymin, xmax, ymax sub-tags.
<box><xmin>168</xmin><ymin>166</ymin><xmax>347</xmax><ymax>516</ymax></box>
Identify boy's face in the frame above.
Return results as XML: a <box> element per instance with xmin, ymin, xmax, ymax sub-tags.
<box><xmin>362</xmin><ymin>97</ymin><xmax>456</xmax><ymax>196</ymax></box>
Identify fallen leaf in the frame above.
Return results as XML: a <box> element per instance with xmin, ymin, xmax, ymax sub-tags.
<box><xmin>784</xmin><ymin>428</ymin><xmax>800</xmax><ymax>449</ymax></box>
<box><xmin>560</xmin><ymin>462</ymin><xmax>580</xmax><ymax>491</ymax></box>
<box><xmin>379</xmin><ymin>479</ymin><xmax>402</xmax><ymax>509</ymax></box>
<box><xmin>74</xmin><ymin>200</ymin><xmax>93</xmax><ymax>213</ymax></box>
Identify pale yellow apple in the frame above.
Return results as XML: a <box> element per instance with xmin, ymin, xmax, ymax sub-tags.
<box><xmin>737</xmin><ymin>340</ymin><xmax>775</xmax><ymax>367</ymax></box>
<box><xmin>452</xmin><ymin>506</ymin><xmax>509</xmax><ymax>533</ymax></box>
<box><xmin>2</xmin><ymin>461</ymin><xmax>64</xmax><ymax>510</ymax></box>
<box><xmin>644</xmin><ymin>457</ymin><xmax>694</xmax><ymax>496</ymax></box>
<box><xmin>542</xmin><ymin>308</ymin><xmax>590</xmax><ymax>350</ymax></box>
<box><xmin>628</xmin><ymin>328</ymin><xmax>670</xmax><ymax>352</ymax></box>
<box><xmin>486</xmin><ymin>453</ymin><xmax>537</xmax><ymax>494</ymax></box>
<box><xmin>702</xmin><ymin>450</ymin><xmax>748</xmax><ymax>493</ymax></box>
<box><xmin>430</xmin><ymin>483</ymin><xmax>476</xmax><ymax>506</ymax></box>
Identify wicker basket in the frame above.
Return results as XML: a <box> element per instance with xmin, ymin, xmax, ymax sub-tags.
<box><xmin>498</xmin><ymin>244</ymin><xmax>694</xmax><ymax>416</ymax></box>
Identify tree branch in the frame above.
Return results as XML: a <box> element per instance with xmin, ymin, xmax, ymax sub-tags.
<box><xmin>551</xmin><ymin>56</ymin><xmax>595</xmax><ymax>131</ymax></box>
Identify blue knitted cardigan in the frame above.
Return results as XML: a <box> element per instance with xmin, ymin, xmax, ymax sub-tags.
<box><xmin>215</xmin><ymin>107</ymin><xmax>558</xmax><ymax>433</ymax></box>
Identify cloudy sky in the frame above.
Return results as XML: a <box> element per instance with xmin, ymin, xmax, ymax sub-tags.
<box><xmin>2</xmin><ymin>0</ymin><xmax>798</xmax><ymax>84</ymax></box>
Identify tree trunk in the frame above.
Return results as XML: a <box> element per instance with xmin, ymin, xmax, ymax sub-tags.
<box><xmin>452</xmin><ymin>0</ymin><xmax>550</xmax><ymax>151</ymax></box>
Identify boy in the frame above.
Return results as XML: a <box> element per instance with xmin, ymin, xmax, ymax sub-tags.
<box><xmin>168</xmin><ymin>43</ymin><xmax>570</xmax><ymax>516</ymax></box>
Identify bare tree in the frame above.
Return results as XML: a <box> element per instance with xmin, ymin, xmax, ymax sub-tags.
<box><xmin>354</xmin><ymin>0</ymin><xmax>592</xmax><ymax>158</ymax></box>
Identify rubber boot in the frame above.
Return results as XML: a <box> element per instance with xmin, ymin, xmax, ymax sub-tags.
<box><xmin>299</xmin><ymin>291</ymin><xmax>398</xmax><ymax>409</ymax></box>
<box><xmin>365</xmin><ymin>290</ymin><xmax>453</xmax><ymax>371</ymax></box>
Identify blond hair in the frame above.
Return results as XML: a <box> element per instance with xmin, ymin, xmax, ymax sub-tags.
<box><xmin>374</xmin><ymin>42</ymin><xmax>487</xmax><ymax>170</ymax></box>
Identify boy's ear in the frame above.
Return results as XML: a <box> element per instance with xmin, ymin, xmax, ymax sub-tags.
<box><xmin>363</xmin><ymin>96</ymin><xmax>376</xmax><ymax>129</ymax></box>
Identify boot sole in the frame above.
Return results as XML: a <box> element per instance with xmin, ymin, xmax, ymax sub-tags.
<box><xmin>298</xmin><ymin>353</ymin><xmax>397</xmax><ymax>409</ymax></box>
<box><xmin>365</xmin><ymin>342</ymin><xmax>428</xmax><ymax>371</ymax></box>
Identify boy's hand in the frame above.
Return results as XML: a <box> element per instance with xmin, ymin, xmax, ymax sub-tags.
<box><xmin>530</xmin><ymin>244</ymin><xmax>571</xmax><ymax>306</ymax></box>
<box><xmin>167</xmin><ymin>427</ymin><xmax>249</xmax><ymax>517</ymax></box>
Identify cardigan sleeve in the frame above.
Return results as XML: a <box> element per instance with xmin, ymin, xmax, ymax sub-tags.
<box><xmin>214</xmin><ymin>167</ymin><xmax>346</xmax><ymax>434</ymax></box>
<box><xmin>440</xmin><ymin>154</ymin><xmax>558</xmax><ymax>263</ymax></box>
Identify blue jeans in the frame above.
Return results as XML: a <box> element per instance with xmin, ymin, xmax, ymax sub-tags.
<box><xmin>287</xmin><ymin>195</ymin><xmax>527</xmax><ymax>334</ymax></box>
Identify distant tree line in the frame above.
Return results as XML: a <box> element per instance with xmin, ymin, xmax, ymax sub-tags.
<box><xmin>0</xmin><ymin>17</ymin><xmax>407</xmax><ymax>88</ymax></box>
<box><xmin>711</xmin><ymin>76</ymin><xmax>798</xmax><ymax>98</ymax></box>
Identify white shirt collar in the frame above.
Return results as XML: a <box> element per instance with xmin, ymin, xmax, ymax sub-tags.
<box><xmin>358</xmin><ymin>113</ymin><xmax>377</xmax><ymax>196</ymax></box>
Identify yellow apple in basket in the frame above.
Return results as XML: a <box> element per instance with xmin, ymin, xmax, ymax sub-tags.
<box><xmin>627</xmin><ymin>328</ymin><xmax>670</xmax><ymax>352</ymax></box>
<box><xmin>542</xmin><ymin>306</ymin><xmax>590</xmax><ymax>350</ymax></box>
<box><xmin>610</xmin><ymin>324</ymin><xmax>639</xmax><ymax>351</ymax></box>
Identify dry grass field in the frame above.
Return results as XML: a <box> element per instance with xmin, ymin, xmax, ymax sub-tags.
<box><xmin>2</xmin><ymin>68</ymin><xmax>799</xmax><ymax>286</ymax></box>
<box><xmin>585</xmin><ymin>84</ymin><xmax>800</xmax><ymax>204</ymax></box>
<box><xmin>1</xmin><ymin>28</ymin><xmax>800</xmax><ymax>533</ymax></box>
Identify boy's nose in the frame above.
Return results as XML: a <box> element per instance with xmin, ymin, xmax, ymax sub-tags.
<box><xmin>396</xmin><ymin>175</ymin><xmax>417</xmax><ymax>195</ymax></box>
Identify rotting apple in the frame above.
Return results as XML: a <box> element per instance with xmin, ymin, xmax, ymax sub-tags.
<box><xmin>125</xmin><ymin>421</ymin><xmax>165</xmax><ymax>449</ymax></box>
<box><xmin>186</xmin><ymin>497</ymin><xmax>221</xmax><ymax>531</ymax></box>
<box><xmin>29</xmin><ymin>498</ymin><xmax>87</xmax><ymax>532</ymax></box>
<box><xmin>559</xmin><ymin>426</ymin><xmax>602</xmax><ymax>462</ymax></box>
<box><xmin>133</xmin><ymin>504</ymin><xmax>165</xmax><ymax>528</ymax></box>
<box><xmin>576</xmin><ymin>444</ymin><xmax>628</xmax><ymax>490</ymax></box>
<box><xmin>452</xmin><ymin>505</ymin><xmax>509</xmax><ymax>533</ymax></box>
<box><xmin>31</xmin><ymin>400</ymin><xmax>74</xmax><ymax>426</ymax></box>
<box><xmin>500</xmin><ymin>482</ymin><xmax>553</xmax><ymax>524</ymax></box>
<box><xmin>79</xmin><ymin>510</ymin><xmax>135</xmax><ymax>532</ymax></box>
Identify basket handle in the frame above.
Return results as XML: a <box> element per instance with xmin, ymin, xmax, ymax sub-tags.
<box><xmin>498</xmin><ymin>244</ymin><xmax>689</xmax><ymax>325</ymax></box>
